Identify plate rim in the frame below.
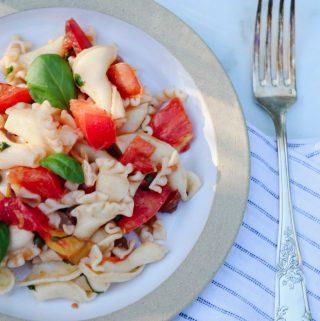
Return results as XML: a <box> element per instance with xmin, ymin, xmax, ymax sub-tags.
<box><xmin>0</xmin><ymin>1</ymin><xmax>250</xmax><ymax>321</ymax></box>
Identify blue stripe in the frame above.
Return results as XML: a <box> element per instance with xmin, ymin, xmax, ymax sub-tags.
<box><xmin>247</xmin><ymin>199</ymin><xmax>278</xmax><ymax>223</ymax></box>
<box><xmin>233</xmin><ymin>242</ymin><xmax>320</xmax><ymax>307</ymax></box>
<box><xmin>247</xmin><ymin>127</ymin><xmax>277</xmax><ymax>151</ymax></box>
<box><xmin>306</xmin><ymin>150</ymin><xmax>320</xmax><ymax>158</ymax></box>
<box><xmin>250</xmin><ymin>177</ymin><xmax>279</xmax><ymax>199</ymax></box>
<box><xmin>241</xmin><ymin>222</ymin><xmax>276</xmax><ymax>247</ymax></box>
<box><xmin>251</xmin><ymin>151</ymin><xmax>278</xmax><ymax>174</ymax></box>
<box><xmin>179</xmin><ymin>312</ymin><xmax>198</xmax><ymax>321</ymax></box>
<box><xmin>289</xmin><ymin>154</ymin><xmax>320</xmax><ymax>175</ymax></box>
<box><xmin>248</xmin><ymin>126</ymin><xmax>320</xmax><ymax>175</ymax></box>
<box><xmin>251</xmin><ymin>152</ymin><xmax>320</xmax><ymax>199</ymax></box>
<box><xmin>293</xmin><ymin>205</ymin><xmax>320</xmax><ymax>225</ymax></box>
<box><xmin>233</xmin><ymin>243</ymin><xmax>277</xmax><ymax>272</ymax></box>
<box><xmin>251</xmin><ymin>176</ymin><xmax>320</xmax><ymax>226</ymax></box>
<box><xmin>211</xmin><ymin>281</ymin><xmax>273</xmax><ymax>321</ymax></box>
<box><xmin>248</xmin><ymin>199</ymin><xmax>320</xmax><ymax>250</ymax></box>
<box><xmin>196</xmin><ymin>297</ymin><xmax>249</xmax><ymax>321</ymax></box>
<box><xmin>288</xmin><ymin>142</ymin><xmax>305</xmax><ymax>148</ymax></box>
<box><xmin>224</xmin><ymin>262</ymin><xmax>274</xmax><ymax>296</ymax></box>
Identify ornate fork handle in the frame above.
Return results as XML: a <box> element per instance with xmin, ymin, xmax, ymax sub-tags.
<box><xmin>274</xmin><ymin>113</ymin><xmax>311</xmax><ymax>321</ymax></box>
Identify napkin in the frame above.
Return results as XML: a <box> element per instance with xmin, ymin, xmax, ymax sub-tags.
<box><xmin>175</xmin><ymin>123</ymin><xmax>320</xmax><ymax>321</ymax></box>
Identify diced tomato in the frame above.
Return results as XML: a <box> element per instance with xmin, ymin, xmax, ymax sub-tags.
<box><xmin>149</xmin><ymin>97</ymin><xmax>193</xmax><ymax>152</ymax></box>
<box><xmin>107</xmin><ymin>63</ymin><xmax>143</xmax><ymax>99</ymax></box>
<box><xmin>120</xmin><ymin>136</ymin><xmax>155</xmax><ymax>174</ymax></box>
<box><xmin>63</xmin><ymin>18</ymin><xmax>92</xmax><ymax>55</ymax></box>
<box><xmin>118</xmin><ymin>186</ymin><xmax>171</xmax><ymax>234</ymax></box>
<box><xmin>70</xmin><ymin>99</ymin><xmax>116</xmax><ymax>150</ymax></box>
<box><xmin>0</xmin><ymin>197</ymin><xmax>49</xmax><ymax>234</ymax></box>
<box><xmin>0</xmin><ymin>83</ymin><xmax>33</xmax><ymax>113</ymax></box>
<box><xmin>160</xmin><ymin>190</ymin><xmax>181</xmax><ymax>213</ymax></box>
<box><xmin>8</xmin><ymin>167</ymin><xmax>64</xmax><ymax>200</ymax></box>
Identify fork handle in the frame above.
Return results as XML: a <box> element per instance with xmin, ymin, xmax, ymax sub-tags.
<box><xmin>273</xmin><ymin>112</ymin><xmax>312</xmax><ymax>321</ymax></box>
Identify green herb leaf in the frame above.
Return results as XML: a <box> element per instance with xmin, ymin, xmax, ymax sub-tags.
<box><xmin>40</xmin><ymin>153</ymin><xmax>84</xmax><ymax>184</ymax></box>
<box><xmin>74</xmin><ymin>73</ymin><xmax>85</xmax><ymax>87</ymax></box>
<box><xmin>0</xmin><ymin>222</ymin><xmax>9</xmax><ymax>263</ymax></box>
<box><xmin>27</xmin><ymin>54</ymin><xmax>77</xmax><ymax>109</ymax></box>
<box><xmin>51</xmin><ymin>235</ymin><xmax>69</xmax><ymax>242</ymax></box>
<box><xmin>82</xmin><ymin>274</ymin><xmax>103</xmax><ymax>294</ymax></box>
<box><xmin>27</xmin><ymin>285</ymin><xmax>36</xmax><ymax>291</ymax></box>
<box><xmin>5</xmin><ymin>65</ymin><xmax>13</xmax><ymax>76</ymax></box>
<box><xmin>0</xmin><ymin>142</ymin><xmax>10</xmax><ymax>152</ymax></box>
<box><xmin>33</xmin><ymin>233</ymin><xmax>45</xmax><ymax>248</ymax></box>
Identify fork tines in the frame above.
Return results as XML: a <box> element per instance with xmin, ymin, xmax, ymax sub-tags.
<box><xmin>253</xmin><ymin>0</ymin><xmax>295</xmax><ymax>88</ymax></box>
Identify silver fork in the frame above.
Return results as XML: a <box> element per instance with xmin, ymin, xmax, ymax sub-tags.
<box><xmin>253</xmin><ymin>0</ymin><xmax>312</xmax><ymax>320</ymax></box>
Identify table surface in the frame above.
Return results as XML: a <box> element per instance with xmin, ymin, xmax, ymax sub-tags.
<box><xmin>156</xmin><ymin>0</ymin><xmax>320</xmax><ymax>139</ymax></box>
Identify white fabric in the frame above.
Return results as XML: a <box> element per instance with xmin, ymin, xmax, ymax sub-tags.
<box><xmin>175</xmin><ymin>123</ymin><xmax>320</xmax><ymax>321</ymax></box>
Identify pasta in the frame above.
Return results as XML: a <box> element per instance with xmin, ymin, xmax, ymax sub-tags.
<box><xmin>0</xmin><ymin>18</ymin><xmax>201</xmax><ymax>303</ymax></box>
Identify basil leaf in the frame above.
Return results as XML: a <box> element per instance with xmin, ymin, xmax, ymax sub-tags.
<box><xmin>74</xmin><ymin>73</ymin><xmax>85</xmax><ymax>87</ymax></box>
<box><xmin>5</xmin><ymin>65</ymin><xmax>13</xmax><ymax>77</ymax></box>
<box><xmin>27</xmin><ymin>285</ymin><xmax>36</xmax><ymax>291</ymax></box>
<box><xmin>40</xmin><ymin>153</ymin><xmax>84</xmax><ymax>184</ymax></box>
<box><xmin>27</xmin><ymin>54</ymin><xmax>77</xmax><ymax>109</ymax></box>
<box><xmin>0</xmin><ymin>142</ymin><xmax>10</xmax><ymax>151</ymax></box>
<box><xmin>0</xmin><ymin>222</ymin><xmax>9</xmax><ymax>263</ymax></box>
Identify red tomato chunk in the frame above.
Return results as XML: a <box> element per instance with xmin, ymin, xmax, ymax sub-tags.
<box><xmin>70</xmin><ymin>99</ymin><xmax>116</xmax><ymax>150</ymax></box>
<box><xmin>8</xmin><ymin>166</ymin><xmax>64</xmax><ymax>200</ymax></box>
<box><xmin>63</xmin><ymin>18</ymin><xmax>92</xmax><ymax>55</ymax></box>
<box><xmin>0</xmin><ymin>197</ymin><xmax>49</xmax><ymax>234</ymax></box>
<box><xmin>107</xmin><ymin>63</ymin><xmax>143</xmax><ymax>99</ymax></box>
<box><xmin>0</xmin><ymin>83</ymin><xmax>33</xmax><ymax>113</ymax></box>
<box><xmin>149</xmin><ymin>97</ymin><xmax>193</xmax><ymax>152</ymax></box>
<box><xmin>118</xmin><ymin>186</ymin><xmax>171</xmax><ymax>234</ymax></box>
<box><xmin>120</xmin><ymin>136</ymin><xmax>156</xmax><ymax>174</ymax></box>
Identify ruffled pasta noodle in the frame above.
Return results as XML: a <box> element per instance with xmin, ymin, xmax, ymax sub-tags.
<box><xmin>2</xmin><ymin>226</ymin><xmax>40</xmax><ymax>268</ymax></box>
<box><xmin>0</xmin><ymin>268</ymin><xmax>15</xmax><ymax>295</ymax></box>
<box><xmin>0</xmin><ymin>35</ymin><xmax>31</xmax><ymax>86</ymax></box>
<box><xmin>149</xmin><ymin>150</ymin><xmax>179</xmax><ymax>193</ymax></box>
<box><xmin>138</xmin><ymin>220</ymin><xmax>167</xmax><ymax>243</ymax></box>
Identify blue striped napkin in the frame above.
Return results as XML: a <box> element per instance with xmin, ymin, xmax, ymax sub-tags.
<box><xmin>174</xmin><ymin>123</ymin><xmax>320</xmax><ymax>321</ymax></box>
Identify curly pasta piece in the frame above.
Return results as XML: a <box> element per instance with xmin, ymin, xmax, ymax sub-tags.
<box><xmin>82</xmin><ymin>159</ymin><xmax>97</xmax><ymax>187</ymax></box>
<box><xmin>149</xmin><ymin>150</ymin><xmax>178</xmax><ymax>193</ymax></box>
<box><xmin>0</xmin><ymin>35</ymin><xmax>31</xmax><ymax>86</ymax></box>
<box><xmin>151</xmin><ymin>88</ymin><xmax>187</xmax><ymax>108</ymax></box>
<box><xmin>112</xmin><ymin>239</ymin><xmax>136</xmax><ymax>259</ymax></box>
<box><xmin>80</xmin><ymin>242</ymin><xmax>166</xmax><ymax>287</ymax></box>
<box><xmin>1</xmin><ymin>227</ymin><xmax>38</xmax><ymax>268</ymax></box>
<box><xmin>71</xmin><ymin>198</ymin><xmax>133</xmax><ymax>239</ymax></box>
<box><xmin>5</xmin><ymin>101</ymin><xmax>79</xmax><ymax>153</ymax></box>
<box><xmin>96</xmin><ymin>157</ymin><xmax>133</xmax><ymax>202</ymax></box>
<box><xmin>118</xmin><ymin>103</ymin><xmax>149</xmax><ymax>134</ymax></box>
<box><xmin>19</xmin><ymin>36</ymin><xmax>64</xmax><ymax>66</ymax></box>
<box><xmin>72</xmin><ymin>45</ymin><xmax>125</xmax><ymax>119</ymax></box>
<box><xmin>0</xmin><ymin>268</ymin><xmax>15</xmax><ymax>295</ymax></box>
<box><xmin>0</xmin><ymin>131</ymin><xmax>46</xmax><ymax>170</ymax></box>
<box><xmin>91</xmin><ymin>222</ymin><xmax>123</xmax><ymax>256</ymax></box>
<box><xmin>31</xmin><ymin>281</ymin><xmax>97</xmax><ymax>302</ymax></box>
<box><xmin>122</xmin><ymin>91</ymin><xmax>153</xmax><ymax>108</ymax></box>
<box><xmin>138</xmin><ymin>220</ymin><xmax>167</xmax><ymax>243</ymax></box>
<box><xmin>20</xmin><ymin>261</ymin><xmax>81</xmax><ymax>286</ymax></box>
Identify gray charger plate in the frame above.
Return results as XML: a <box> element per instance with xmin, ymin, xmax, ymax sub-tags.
<box><xmin>0</xmin><ymin>1</ymin><xmax>250</xmax><ymax>320</ymax></box>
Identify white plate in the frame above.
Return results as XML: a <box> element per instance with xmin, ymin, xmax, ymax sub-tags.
<box><xmin>0</xmin><ymin>7</ymin><xmax>217</xmax><ymax>321</ymax></box>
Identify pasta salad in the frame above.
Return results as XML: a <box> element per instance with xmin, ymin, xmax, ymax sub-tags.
<box><xmin>0</xmin><ymin>18</ymin><xmax>201</xmax><ymax>303</ymax></box>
